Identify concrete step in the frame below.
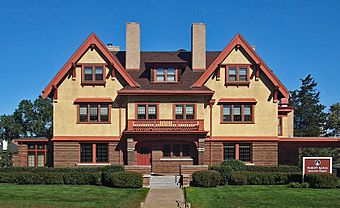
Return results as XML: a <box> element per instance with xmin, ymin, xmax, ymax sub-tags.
<box><xmin>150</xmin><ymin>175</ymin><xmax>181</xmax><ymax>188</ymax></box>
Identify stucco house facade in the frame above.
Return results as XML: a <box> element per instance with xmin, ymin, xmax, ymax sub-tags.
<box><xmin>13</xmin><ymin>23</ymin><xmax>339</xmax><ymax>175</ymax></box>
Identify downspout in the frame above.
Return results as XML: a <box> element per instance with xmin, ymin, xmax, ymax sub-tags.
<box><xmin>119</xmin><ymin>104</ymin><xmax>122</xmax><ymax>165</ymax></box>
<box><xmin>209</xmin><ymin>99</ymin><xmax>215</xmax><ymax>165</ymax></box>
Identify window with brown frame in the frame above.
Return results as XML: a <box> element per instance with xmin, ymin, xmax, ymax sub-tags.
<box><xmin>239</xmin><ymin>144</ymin><xmax>251</xmax><ymax>162</ymax></box>
<box><xmin>82</xmin><ymin>65</ymin><xmax>106</xmax><ymax>84</ymax></box>
<box><xmin>223</xmin><ymin>143</ymin><xmax>252</xmax><ymax>162</ymax></box>
<box><xmin>221</xmin><ymin>104</ymin><xmax>254</xmax><ymax>123</ymax></box>
<box><xmin>174</xmin><ymin>104</ymin><xmax>195</xmax><ymax>120</ymax></box>
<box><xmin>78</xmin><ymin>103</ymin><xmax>110</xmax><ymax>123</ymax></box>
<box><xmin>153</xmin><ymin>67</ymin><xmax>178</xmax><ymax>82</ymax></box>
<box><xmin>27</xmin><ymin>144</ymin><xmax>47</xmax><ymax>167</ymax></box>
<box><xmin>226</xmin><ymin>65</ymin><xmax>250</xmax><ymax>84</ymax></box>
<box><xmin>162</xmin><ymin>143</ymin><xmax>191</xmax><ymax>158</ymax></box>
<box><xmin>80</xmin><ymin>143</ymin><xmax>109</xmax><ymax>163</ymax></box>
<box><xmin>137</xmin><ymin>104</ymin><xmax>158</xmax><ymax>119</ymax></box>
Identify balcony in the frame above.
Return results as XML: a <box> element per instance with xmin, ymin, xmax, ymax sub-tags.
<box><xmin>126</xmin><ymin>119</ymin><xmax>205</xmax><ymax>134</ymax></box>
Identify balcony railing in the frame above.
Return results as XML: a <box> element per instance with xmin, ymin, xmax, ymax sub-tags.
<box><xmin>126</xmin><ymin>119</ymin><xmax>204</xmax><ymax>132</ymax></box>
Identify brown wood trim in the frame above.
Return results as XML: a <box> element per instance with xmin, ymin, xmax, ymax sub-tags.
<box><xmin>117</xmin><ymin>90</ymin><xmax>214</xmax><ymax>96</ymax></box>
<box><xmin>74</xmin><ymin>98</ymin><xmax>113</xmax><ymax>103</ymax></box>
<box><xmin>207</xmin><ymin>136</ymin><xmax>279</xmax><ymax>142</ymax></box>
<box><xmin>76</xmin><ymin>103</ymin><xmax>111</xmax><ymax>124</ymax></box>
<box><xmin>52</xmin><ymin>136</ymin><xmax>121</xmax><ymax>141</ymax></box>
<box><xmin>81</xmin><ymin>64</ymin><xmax>107</xmax><ymax>85</ymax></box>
<box><xmin>225</xmin><ymin>64</ymin><xmax>251</xmax><ymax>86</ymax></box>
<box><xmin>218</xmin><ymin>98</ymin><xmax>257</xmax><ymax>103</ymax></box>
<box><xmin>220</xmin><ymin>103</ymin><xmax>255</xmax><ymax>124</ymax></box>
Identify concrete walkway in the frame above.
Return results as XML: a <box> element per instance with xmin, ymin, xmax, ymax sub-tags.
<box><xmin>142</xmin><ymin>188</ymin><xmax>186</xmax><ymax>208</ymax></box>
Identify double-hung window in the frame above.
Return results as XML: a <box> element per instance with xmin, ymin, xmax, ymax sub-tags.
<box><xmin>78</xmin><ymin>103</ymin><xmax>111</xmax><ymax>123</ymax></box>
<box><xmin>27</xmin><ymin>144</ymin><xmax>47</xmax><ymax>167</ymax></box>
<box><xmin>226</xmin><ymin>65</ymin><xmax>249</xmax><ymax>84</ymax></box>
<box><xmin>174</xmin><ymin>104</ymin><xmax>195</xmax><ymax>120</ymax></box>
<box><xmin>154</xmin><ymin>67</ymin><xmax>178</xmax><ymax>82</ymax></box>
<box><xmin>221</xmin><ymin>104</ymin><xmax>254</xmax><ymax>123</ymax></box>
<box><xmin>82</xmin><ymin>65</ymin><xmax>105</xmax><ymax>84</ymax></box>
<box><xmin>137</xmin><ymin>104</ymin><xmax>158</xmax><ymax>119</ymax></box>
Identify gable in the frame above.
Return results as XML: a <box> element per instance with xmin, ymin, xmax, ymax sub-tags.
<box><xmin>221</xmin><ymin>48</ymin><xmax>250</xmax><ymax>65</ymax></box>
<box><xmin>42</xmin><ymin>33</ymin><xmax>139</xmax><ymax>99</ymax></box>
<box><xmin>192</xmin><ymin>34</ymin><xmax>289</xmax><ymax>98</ymax></box>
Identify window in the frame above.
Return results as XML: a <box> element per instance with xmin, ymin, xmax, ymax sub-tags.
<box><xmin>78</xmin><ymin>103</ymin><xmax>111</xmax><ymax>123</ymax></box>
<box><xmin>80</xmin><ymin>143</ymin><xmax>109</xmax><ymax>163</ymax></box>
<box><xmin>278</xmin><ymin>117</ymin><xmax>283</xmax><ymax>136</ymax></box>
<box><xmin>172</xmin><ymin>144</ymin><xmax>181</xmax><ymax>157</ymax></box>
<box><xmin>80</xmin><ymin>144</ymin><xmax>92</xmax><ymax>163</ymax></box>
<box><xmin>163</xmin><ymin>144</ymin><xmax>171</xmax><ymax>157</ymax></box>
<box><xmin>174</xmin><ymin>104</ymin><xmax>195</xmax><ymax>120</ymax></box>
<box><xmin>162</xmin><ymin>144</ymin><xmax>191</xmax><ymax>158</ymax></box>
<box><xmin>137</xmin><ymin>104</ymin><xmax>158</xmax><ymax>119</ymax></box>
<box><xmin>224</xmin><ymin>144</ymin><xmax>235</xmax><ymax>160</ymax></box>
<box><xmin>153</xmin><ymin>67</ymin><xmax>178</xmax><ymax>82</ymax></box>
<box><xmin>82</xmin><ymin>65</ymin><xmax>105</xmax><ymax>84</ymax></box>
<box><xmin>96</xmin><ymin>144</ymin><xmax>108</xmax><ymax>163</ymax></box>
<box><xmin>182</xmin><ymin>144</ymin><xmax>190</xmax><ymax>157</ymax></box>
<box><xmin>26</xmin><ymin>143</ymin><xmax>47</xmax><ymax>167</ymax></box>
<box><xmin>239</xmin><ymin>144</ymin><xmax>251</xmax><ymax>162</ymax></box>
<box><xmin>221</xmin><ymin>104</ymin><xmax>254</xmax><ymax>123</ymax></box>
<box><xmin>226</xmin><ymin>65</ymin><xmax>249</xmax><ymax>83</ymax></box>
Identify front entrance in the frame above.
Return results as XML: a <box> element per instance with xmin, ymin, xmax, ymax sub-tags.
<box><xmin>136</xmin><ymin>143</ymin><xmax>151</xmax><ymax>165</ymax></box>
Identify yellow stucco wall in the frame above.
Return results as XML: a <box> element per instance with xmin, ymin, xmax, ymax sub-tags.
<box><xmin>204</xmin><ymin>48</ymin><xmax>278</xmax><ymax>137</ymax></box>
<box><xmin>53</xmin><ymin>48</ymin><xmax>125</xmax><ymax>136</ymax></box>
<box><xmin>280</xmin><ymin>111</ymin><xmax>294</xmax><ymax>137</ymax></box>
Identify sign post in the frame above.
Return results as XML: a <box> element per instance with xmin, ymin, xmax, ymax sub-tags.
<box><xmin>302</xmin><ymin>157</ymin><xmax>332</xmax><ymax>181</ymax></box>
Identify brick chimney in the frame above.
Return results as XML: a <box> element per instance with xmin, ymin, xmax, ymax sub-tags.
<box><xmin>126</xmin><ymin>22</ymin><xmax>140</xmax><ymax>70</ymax></box>
<box><xmin>191</xmin><ymin>23</ymin><xmax>206</xmax><ymax>71</ymax></box>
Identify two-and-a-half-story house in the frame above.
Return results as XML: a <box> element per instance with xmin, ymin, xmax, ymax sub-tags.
<box><xmin>13</xmin><ymin>23</ymin><xmax>340</xmax><ymax>175</ymax></box>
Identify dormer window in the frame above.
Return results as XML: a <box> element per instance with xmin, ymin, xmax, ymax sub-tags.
<box><xmin>225</xmin><ymin>65</ymin><xmax>250</xmax><ymax>86</ymax></box>
<box><xmin>153</xmin><ymin>67</ymin><xmax>178</xmax><ymax>82</ymax></box>
<box><xmin>82</xmin><ymin>64</ymin><xmax>106</xmax><ymax>84</ymax></box>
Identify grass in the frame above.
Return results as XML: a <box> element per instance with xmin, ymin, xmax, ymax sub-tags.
<box><xmin>0</xmin><ymin>183</ymin><xmax>149</xmax><ymax>208</ymax></box>
<box><xmin>186</xmin><ymin>185</ymin><xmax>340</xmax><ymax>208</ymax></box>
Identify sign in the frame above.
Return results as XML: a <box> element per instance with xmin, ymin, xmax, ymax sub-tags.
<box><xmin>303</xmin><ymin>157</ymin><xmax>332</xmax><ymax>176</ymax></box>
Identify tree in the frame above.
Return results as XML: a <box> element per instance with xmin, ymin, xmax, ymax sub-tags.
<box><xmin>289</xmin><ymin>74</ymin><xmax>327</xmax><ymax>137</ymax></box>
<box><xmin>0</xmin><ymin>96</ymin><xmax>52</xmax><ymax>141</ymax></box>
<box><xmin>325</xmin><ymin>102</ymin><xmax>340</xmax><ymax>137</ymax></box>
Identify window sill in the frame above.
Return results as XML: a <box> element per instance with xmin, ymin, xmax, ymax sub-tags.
<box><xmin>225</xmin><ymin>81</ymin><xmax>250</xmax><ymax>86</ymax></box>
<box><xmin>77</xmin><ymin>122</ymin><xmax>111</xmax><ymax>124</ymax></box>
<box><xmin>77</xmin><ymin>163</ymin><xmax>110</xmax><ymax>166</ymax></box>
<box><xmin>150</xmin><ymin>81</ymin><xmax>179</xmax><ymax>84</ymax></box>
<box><xmin>160</xmin><ymin>158</ymin><xmax>193</xmax><ymax>161</ymax></box>
<box><xmin>220</xmin><ymin>122</ymin><xmax>255</xmax><ymax>124</ymax></box>
<box><xmin>81</xmin><ymin>81</ymin><xmax>106</xmax><ymax>85</ymax></box>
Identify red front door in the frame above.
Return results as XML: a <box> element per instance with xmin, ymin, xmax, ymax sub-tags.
<box><xmin>137</xmin><ymin>143</ymin><xmax>151</xmax><ymax>165</ymax></box>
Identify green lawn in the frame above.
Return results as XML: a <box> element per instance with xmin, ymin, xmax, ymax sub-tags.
<box><xmin>0</xmin><ymin>183</ymin><xmax>148</xmax><ymax>208</ymax></box>
<box><xmin>186</xmin><ymin>185</ymin><xmax>340</xmax><ymax>208</ymax></box>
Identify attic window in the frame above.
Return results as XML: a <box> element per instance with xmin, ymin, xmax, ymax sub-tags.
<box><xmin>153</xmin><ymin>67</ymin><xmax>178</xmax><ymax>82</ymax></box>
<box><xmin>225</xmin><ymin>65</ymin><xmax>250</xmax><ymax>86</ymax></box>
<box><xmin>82</xmin><ymin>64</ymin><xmax>106</xmax><ymax>85</ymax></box>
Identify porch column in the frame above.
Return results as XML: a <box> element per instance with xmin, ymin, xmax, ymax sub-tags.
<box><xmin>127</xmin><ymin>138</ymin><xmax>136</xmax><ymax>165</ymax></box>
<box><xmin>198</xmin><ymin>138</ymin><xmax>205</xmax><ymax>165</ymax></box>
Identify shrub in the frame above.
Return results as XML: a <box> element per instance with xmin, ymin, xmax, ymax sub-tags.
<box><xmin>300</xmin><ymin>182</ymin><xmax>310</xmax><ymax>188</ymax></box>
<box><xmin>0</xmin><ymin>172</ymin><xmax>17</xmax><ymax>183</ymax></box>
<box><xmin>103</xmin><ymin>171</ymin><xmax>143</xmax><ymax>188</ymax></box>
<box><xmin>304</xmin><ymin>174</ymin><xmax>338</xmax><ymax>189</ymax></box>
<box><xmin>63</xmin><ymin>172</ymin><xmax>101</xmax><ymax>185</ymax></box>
<box><xmin>0</xmin><ymin>165</ymin><xmax>124</xmax><ymax>173</ymax></box>
<box><xmin>192</xmin><ymin>170</ymin><xmax>221</xmax><ymax>187</ymax></box>
<box><xmin>229</xmin><ymin>172</ymin><xmax>247</xmax><ymax>185</ymax></box>
<box><xmin>229</xmin><ymin>172</ymin><xmax>302</xmax><ymax>185</ymax></box>
<box><xmin>288</xmin><ymin>182</ymin><xmax>301</xmax><ymax>188</ymax></box>
<box><xmin>220</xmin><ymin>160</ymin><xmax>246</xmax><ymax>171</ymax></box>
<box><xmin>210</xmin><ymin>165</ymin><xmax>233</xmax><ymax>185</ymax></box>
<box><xmin>245</xmin><ymin>165</ymin><xmax>300</xmax><ymax>173</ymax></box>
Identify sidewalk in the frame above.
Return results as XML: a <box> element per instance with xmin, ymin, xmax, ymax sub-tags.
<box><xmin>142</xmin><ymin>188</ymin><xmax>186</xmax><ymax>208</ymax></box>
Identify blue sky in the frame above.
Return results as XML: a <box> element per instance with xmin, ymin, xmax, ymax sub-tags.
<box><xmin>0</xmin><ymin>0</ymin><xmax>339</xmax><ymax>114</ymax></box>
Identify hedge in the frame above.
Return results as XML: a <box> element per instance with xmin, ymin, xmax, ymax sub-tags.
<box><xmin>102</xmin><ymin>171</ymin><xmax>143</xmax><ymax>188</ymax></box>
<box><xmin>229</xmin><ymin>171</ymin><xmax>302</xmax><ymax>185</ymax></box>
<box><xmin>0</xmin><ymin>165</ymin><xmax>124</xmax><ymax>173</ymax></box>
<box><xmin>210</xmin><ymin>165</ymin><xmax>233</xmax><ymax>185</ymax></box>
<box><xmin>0</xmin><ymin>172</ymin><xmax>101</xmax><ymax>185</ymax></box>
<box><xmin>219</xmin><ymin>160</ymin><xmax>300</xmax><ymax>173</ymax></box>
<box><xmin>304</xmin><ymin>174</ymin><xmax>338</xmax><ymax>189</ymax></box>
<box><xmin>192</xmin><ymin>170</ymin><xmax>221</xmax><ymax>187</ymax></box>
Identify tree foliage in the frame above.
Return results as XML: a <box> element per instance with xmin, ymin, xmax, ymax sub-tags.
<box><xmin>289</xmin><ymin>74</ymin><xmax>327</xmax><ymax>137</ymax></box>
<box><xmin>325</xmin><ymin>102</ymin><xmax>340</xmax><ymax>137</ymax></box>
<box><xmin>0</xmin><ymin>96</ymin><xmax>52</xmax><ymax>141</ymax></box>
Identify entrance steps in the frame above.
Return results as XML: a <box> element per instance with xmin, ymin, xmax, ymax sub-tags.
<box><xmin>150</xmin><ymin>175</ymin><xmax>181</xmax><ymax>188</ymax></box>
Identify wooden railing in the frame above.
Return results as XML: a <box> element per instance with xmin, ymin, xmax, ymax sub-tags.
<box><xmin>127</xmin><ymin>119</ymin><xmax>204</xmax><ymax>132</ymax></box>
